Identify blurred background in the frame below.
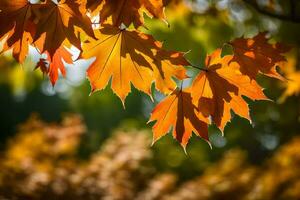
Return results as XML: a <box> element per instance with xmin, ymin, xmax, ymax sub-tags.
<box><xmin>1</xmin><ymin>0</ymin><xmax>300</xmax><ymax>199</ymax></box>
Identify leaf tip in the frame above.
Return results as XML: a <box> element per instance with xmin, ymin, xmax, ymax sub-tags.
<box><xmin>207</xmin><ymin>140</ymin><xmax>213</xmax><ymax>150</ymax></box>
<box><xmin>181</xmin><ymin>144</ymin><xmax>188</xmax><ymax>155</ymax></box>
<box><xmin>151</xmin><ymin>135</ymin><xmax>159</xmax><ymax>147</ymax></box>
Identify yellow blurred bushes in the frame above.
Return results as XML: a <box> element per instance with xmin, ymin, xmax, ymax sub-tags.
<box><xmin>1</xmin><ymin>116</ymin><xmax>300</xmax><ymax>200</ymax></box>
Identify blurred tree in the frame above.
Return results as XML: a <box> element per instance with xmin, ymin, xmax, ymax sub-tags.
<box><xmin>1</xmin><ymin>116</ymin><xmax>300</xmax><ymax>200</ymax></box>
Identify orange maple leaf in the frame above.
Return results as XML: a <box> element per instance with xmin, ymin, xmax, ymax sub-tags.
<box><xmin>191</xmin><ymin>49</ymin><xmax>268</xmax><ymax>132</ymax></box>
<box><xmin>33</xmin><ymin>0</ymin><xmax>95</xmax><ymax>58</ymax></box>
<box><xmin>36</xmin><ymin>46</ymin><xmax>73</xmax><ymax>86</ymax></box>
<box><xmin>0</xmin><ymin>0</ymin><xmax>37</xmax><ymax>62</ymax></box>
<box><xmin>229</xmin><ymin>32</ymin><xmax>290</xmax><ymax>80</ymax></box>
<box><xmin>81</xmin><ymin>25</ymin><xmax>188</xmax><ymax>105</ymax></box>
<box><xmin>149</xmin><ymin>89</ymin><xmax>210</xmax><ymax>149</ymax></box>
<box><xmin>88</xmin><ymin>0</ymin><xmax>166</xmax><ymax>28</ymax></box>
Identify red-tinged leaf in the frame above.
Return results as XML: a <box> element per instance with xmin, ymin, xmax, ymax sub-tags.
<box><xmin>35</xmin><ymin>58</ymin><xmax>49</xmax><ymax>76</ymax></box>
<box><xmin>191</xmin><ymin>49</ymin><xmax>268</xmax><ymax>132</ymax></box>
<box><xmin>48</xmin><ymin>47</ymin><xmax>73</xmax><ymax>85</ymax></box>
<box><xmin>229</xmin><ymin>32</ymin><xmax>291</xmax><ymax>80</ymax></box>
<box><xmin>149</xmin><ymin>89</ymin><xmax>210</xmax><ymax>149</ymax></box>
<box><xmin>33</xmin><ymin>0</ymin><xmax>95</xmax><ymax>58</ymax></box>
<box><xmin>0</xmin><ymin>0</ymin><xmax>38</xmax><ymax>62</ymax></box>
<box><xmin>87</xmin><ymin>0</ymin><xmax>166</xmax><ymax>28</ymax></box>
<box><xmin>35</xmin><ymin>46</ymin><xmax>73</xmax><ymax>86</ymax></box>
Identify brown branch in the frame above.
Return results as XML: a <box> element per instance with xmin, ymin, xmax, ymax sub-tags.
<box><xmin>242</xmin><ymin>0</ymin><xmax>300</xmax><ymax>23</ymax></box>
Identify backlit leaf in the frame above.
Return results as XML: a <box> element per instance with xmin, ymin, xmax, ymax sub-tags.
<box><xmin>81</xmin><ymin>25</ymin><xmax>188</xmax><ymax>105</ymax></box>
<box><xmin>191</xmin><ymin>49</ymin><xmax>268</xmax><ymax>131</ymax></box>
<box><xmin>149</xmin><ymin>89</ymin><xmax>210</xmax><ymax>149</ymax></box>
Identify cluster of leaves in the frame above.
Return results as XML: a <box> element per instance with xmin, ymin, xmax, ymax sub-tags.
<box><xmin>1</xmin><ymin>116</ymin><xmax>300</xmax><ymax>200</ymax></box>
<box><xmin>0</xmin><ymin>0</ymin><xmax>290</xmax><ymax>148</ymax></box>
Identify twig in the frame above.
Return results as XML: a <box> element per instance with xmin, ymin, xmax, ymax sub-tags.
<box><xmin>189</xmin><ymin>65</ymin><xmax>208</xmax><ymax>72</ymax></box>
<box><xmin>243</xmin><ymin>0</ymin><xmax>300</xmax><ymax>23</ymax></box>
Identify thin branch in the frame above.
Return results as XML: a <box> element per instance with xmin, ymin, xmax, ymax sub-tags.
<box><xmin>189</xmin><ymin>65</ymin><xmax>208</xmax><ymax>72</ymax></box>
<box><xmin>243</xmin><ymin>0</ymin><xmax>300</xmax><ymax>23</ymax></box>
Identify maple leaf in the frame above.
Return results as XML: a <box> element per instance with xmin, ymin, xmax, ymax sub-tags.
<box><xmin>35</xmin><ymin>46</ymin><xmax>73</xmax><ymax>86</ymax></box>
<box><xmin>191</xmin><ymin>49</ymin><xmax>268</xmax><ymax>131</ymax></box>
<box><xmin>0</xmin><ymin>0</ymin><xmax>37</xmax><ymax>62</ymax></box>
<box><xmin>35</xmin><ymin>58</ymin><xmax>49</xmax><ymax>76</ymax></box>
<box><xmin>149</xmin><ymin>89</ymin><xmax>210</xmax><ymax>149</ymax></box>
<box><xmin>33</xmin><ymin>0</ymin><xmax>95</xmax><ymax>58</ymax></box>
<box><xmin>88</xmin><ymin>0</ymin><xmax>166</xmax><ymax>28</ymax></box>
<box><xmin>229</xmin><ymin>32</ymin><xmax>290</xmax><ymax>80</ymax></box>
<box><xmin>81</xmin><ymin>25</ymin><xmax>188</xmax><ymax>104</ymax></box>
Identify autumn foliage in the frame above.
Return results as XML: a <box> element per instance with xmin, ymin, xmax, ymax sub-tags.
<box><xmin>1</xmin><ymin>116</ymin><xmax>300</xmax><ymax>199</ymax></box>
<box><xmin>0</xmin><ymin>0</ymin><xmax>291</xmax><ymax>148</ymax></box>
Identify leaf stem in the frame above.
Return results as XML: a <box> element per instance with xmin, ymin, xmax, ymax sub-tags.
<box><xmin>189</xmin><ymin>65</ymin><xmax>208</xmax><ymax>72</ymax></box>
<box><xmin>180</xmin><ymin>80</ymin><xmax>184</xmax><ymax>90</ymax></box>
